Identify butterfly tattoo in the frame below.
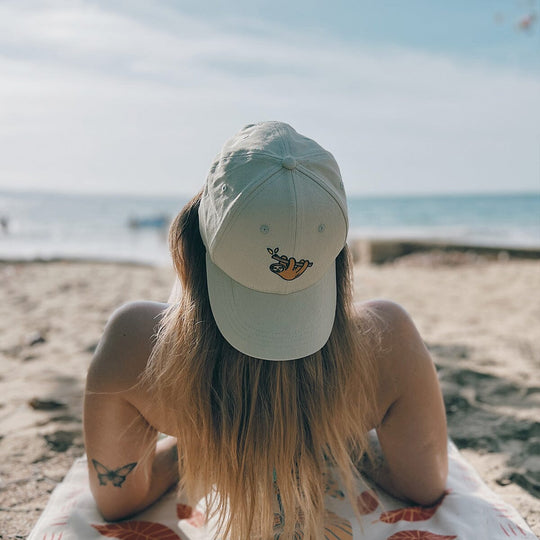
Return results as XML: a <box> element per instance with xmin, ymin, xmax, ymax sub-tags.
<box><xmin>92</xmin><ymin>459</ymin><xmax>137</xmax><ymax>488</ymax></box>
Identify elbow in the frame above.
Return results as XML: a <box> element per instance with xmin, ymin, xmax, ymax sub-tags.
<box><xmin>397</xmin><ymin>450</ymin><xmax>448</xmax><ymax>507</ymax></box>
<box><xmin>99</xmin><ymin>508</ymin><xmax>129</xmax><ymax>523</ymax></box>
<box><xmin>96</xmin><ymin>500</ymin><xmax>141</xmax><ymax>523</ymax></box>
<box><xmin>412</xmin><ymin>487</ymin><xmax>447</xmax><ymax>508</ymax></box>
<box><xmin>92</xmin><ymin>489</ymin><xmax>147</xmax><ymax>522</ymax></box>
<box><xmin>411</xmin><ymin>465</ymin><xmax>449</xmax><ymax>507</ymax></box>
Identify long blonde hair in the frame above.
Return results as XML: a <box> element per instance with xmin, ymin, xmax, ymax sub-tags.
<box><xmin>143</xmin><ymin>192</ymin><xmax>379</xmax><ymax>539</ymax></box>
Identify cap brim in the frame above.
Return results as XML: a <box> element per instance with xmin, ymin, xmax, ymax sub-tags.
<box><xmin>205</xmin><ymin>253</ymin><xmax>336</xmax><ymax>361</ymax></box>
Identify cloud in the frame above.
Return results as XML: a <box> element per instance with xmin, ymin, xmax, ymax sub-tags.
<box><xmin>0</xmin><ymin>0</ymin><xmax>538</xmax><ymax>195</ymax></box>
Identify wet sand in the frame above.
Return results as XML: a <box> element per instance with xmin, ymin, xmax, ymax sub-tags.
<box><xmin>0</xmin><ymin>253</ymin><xmax>538</xmax><ymax>537</ymax></box>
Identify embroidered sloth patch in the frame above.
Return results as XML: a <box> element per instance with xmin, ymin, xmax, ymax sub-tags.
<box><xmin>267</xmin><ymin>247</ymin><xmax>313</xmax><ymax>281</ymax></box>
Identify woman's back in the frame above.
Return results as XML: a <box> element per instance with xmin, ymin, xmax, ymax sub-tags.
<box><xmin>83</xmin><ymin>122</ymin><xmax>447</xmax><ymax>539</ymax></box>
<box><xmin>85</xmin><ymin>296</ymin><xmax>447</xmax><ymax>533</ymax></box>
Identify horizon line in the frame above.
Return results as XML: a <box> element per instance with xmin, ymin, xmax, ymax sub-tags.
<box><xmin>1</xmin><ymin>186</ymin><xmax>539</xmax><ymax>201</ymax></box>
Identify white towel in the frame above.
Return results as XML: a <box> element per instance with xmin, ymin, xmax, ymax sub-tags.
<box><xmin>28</xmin><ymin>441</ymin><xmax>537</xmax><ymax>540</ymax></box>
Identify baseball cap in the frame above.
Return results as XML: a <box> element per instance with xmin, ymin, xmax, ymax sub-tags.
<box><xmin>199</xmin><ymin>121</ymin><xmax>348</xmax><ymax>361</ymax></box>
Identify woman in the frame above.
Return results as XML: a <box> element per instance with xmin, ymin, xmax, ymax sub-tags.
<box><xmin>84</xmin><ymin>122</ymin><xmax>448</xmax><ymax>539</ymax></box>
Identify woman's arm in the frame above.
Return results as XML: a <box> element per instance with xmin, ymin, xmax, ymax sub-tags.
<box><xmin>361</xmin><ymin>300</ymin><xmax>448</xmax><ymax>506</ymax></box>
<box><xmin>83</xmin><ymin>301</ymin><xmax>179</xmax><ymax>521</ymax></box>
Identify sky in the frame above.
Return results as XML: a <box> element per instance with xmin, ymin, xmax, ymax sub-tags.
<box><xmin>0</xmin><ymin>0</ymin><xmax>539</xmax><ymax>197</ymax></box>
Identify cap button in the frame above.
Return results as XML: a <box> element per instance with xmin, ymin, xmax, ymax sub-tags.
<box><xmin>281</xmin><ymin>156</ymin><xmax>297</xmax><ymax>170</ymax></box>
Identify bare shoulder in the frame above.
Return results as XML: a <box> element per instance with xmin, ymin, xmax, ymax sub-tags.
<box><xmin>353</xmin><ymin>299</ymin><xmax>433</xmax><ymax>416</ymax></box>
<box><xmin>355</xmin><ymin>299</ymin><xmax>416</xmax><ymax>337</ymax></box>
<box><xmin>86</xmin><ymin>301</ymin><xmax>168</xmax><ymax>393</ymax></box>
<box><xmin>354</xmin><ymin>299</ymin><xmax>424</xmax><ymax>364</ymax></box>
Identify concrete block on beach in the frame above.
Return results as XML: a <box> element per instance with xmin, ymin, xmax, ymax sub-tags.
<box><xmin>349</xmin><ymin>238</ymin><xmax>540</xmax><ymax>265</ymax></box>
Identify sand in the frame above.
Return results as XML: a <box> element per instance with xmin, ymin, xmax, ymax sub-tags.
<box><xmin>0</xmin><ymin>254</ymin><xmax>539</xmax><ymax>537</ymax></box>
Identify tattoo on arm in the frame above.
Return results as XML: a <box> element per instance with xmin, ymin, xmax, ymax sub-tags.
<box><xmin>92</xmin><ymin>459</ymin><xmax>137</xmax><ymax>487</ymax></box>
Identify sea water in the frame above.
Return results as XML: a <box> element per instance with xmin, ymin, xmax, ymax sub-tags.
<box><xmin>0</xmin><ymin>190</ymin><xmax>538</xmax><ymax>266</ymax></box>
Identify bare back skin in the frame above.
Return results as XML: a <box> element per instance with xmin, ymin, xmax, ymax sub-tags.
<box><xmin>84</xmin><ymin>299</ymin><xmax>448</xmax><ymax>521</ymax></box>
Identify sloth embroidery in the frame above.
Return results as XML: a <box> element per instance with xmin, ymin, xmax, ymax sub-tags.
<box><xmin>267</xmin><ymin>247</ymin><xmax>313</xmax><ymax>281</ymax></box>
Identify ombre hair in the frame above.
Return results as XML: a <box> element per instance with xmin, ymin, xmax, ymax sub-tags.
<box><xmin>142</xmin><ymin>191</ymin><xmax>380</xmax><ymax>539</ymax></box>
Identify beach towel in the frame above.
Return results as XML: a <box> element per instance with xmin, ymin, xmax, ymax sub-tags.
<box><xmin>28</xmin><ymin>440</ymin><xmax>537</xmax><ymax>540</ymax></box>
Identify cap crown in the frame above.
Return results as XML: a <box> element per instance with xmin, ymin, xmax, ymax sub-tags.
<box><xmin>199</xmin><ymin>122</ymin><xmax>348</xmax><ymax>294</ymax></box>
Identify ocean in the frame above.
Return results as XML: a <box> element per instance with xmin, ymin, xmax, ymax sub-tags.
<box><xmin>0</xmin><ymin>190</ymin><xmax>538</xmax><ymax>266</ymax></box>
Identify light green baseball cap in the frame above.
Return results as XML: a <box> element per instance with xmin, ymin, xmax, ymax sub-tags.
<box><xmin>199</xmin><ymin>122</ymin><xmax>348</xmax><ymax>360</ymax></box>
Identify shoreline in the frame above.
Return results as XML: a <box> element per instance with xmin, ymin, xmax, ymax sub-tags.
<box><xmin>1</xmin><ymin>237</ymin><xmax>539</xmax><ymax>269</ymax></box>
<box><xmin>0</xmin><ymin>255</ymin><xmax>539</xmax><ymax>536</ymax></box>
<box><xmin>0</xmin><ymin>256</ymin><xmax>159</xmax><ymax>267</ymax></box>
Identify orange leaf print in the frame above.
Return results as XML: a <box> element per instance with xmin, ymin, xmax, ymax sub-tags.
<box><xmin>500</xmin><ymin>522</ymin><xmax>528</xmax><ymax>537</ymax></box>
<box><xmin>186</xmin><ymin>511</ymin><xmax>206</xmax><ymax>528</ymax></box>
<box><xmin>380</xmin><ymin>492</ymin><xmax>448</xmax><ymax>523</ymax></box>
<box><xmin>176</xmin><ymin>503</ymin><xmax>206</xmax><ymax>527</ymax></box>
<box><xmin>92</xmin><ymin>521</ymin><xmax>181</xmax><ymax>539</ymax></box>
<box><xmin>176</xmin><ymin>503</ymin><xmax>193</xmax><ymax>519</ymax></box>
<box><xmin>386</xmin><ymin>532</ymin><xmax>456</xmax><ymax>540</ymax></box>
<box><xmin>324</xmin><ymin>511</ymin><xmax>352</xmax><ymax>539</ymax></box>
<box><xmin>356</xmin><ymin>490</ymin><xmax>379</xmax><ymax>514</ymax></box>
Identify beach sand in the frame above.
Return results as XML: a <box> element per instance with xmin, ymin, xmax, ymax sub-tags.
<box><xmin>0</xmin><ymin>254</ymin><xmax>539</xmax><ymax>537</ymax></box>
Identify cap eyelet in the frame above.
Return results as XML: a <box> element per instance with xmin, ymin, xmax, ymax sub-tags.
<box><xmin>260</xmin><ymin>224</ymin><xmax>270</xmax><ymax>234</ymax></box>
<box><xmin>318</xmin><ymin>224</ymin><xmax>326</xmax><ymax>233</ymax></box>
<box><xmin>221</xmin><ymin>184</ymin><xmax>228</xmax><ymax>192</ymax></box>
